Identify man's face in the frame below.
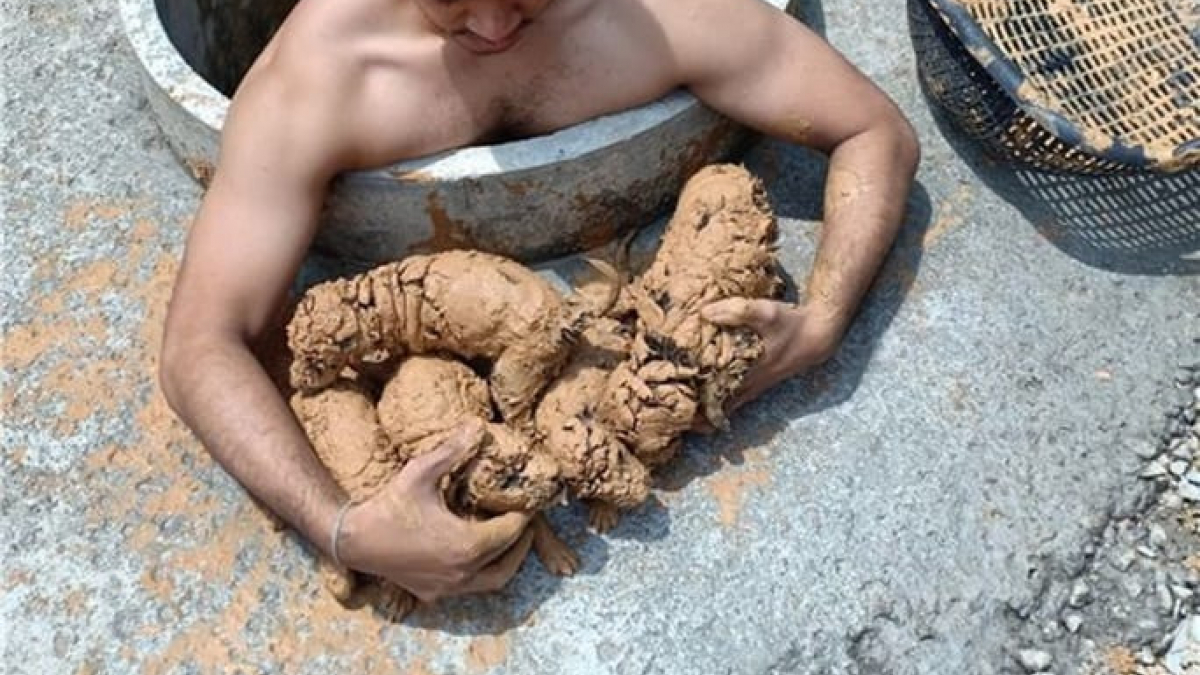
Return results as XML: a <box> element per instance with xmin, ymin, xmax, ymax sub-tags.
<box><xmin>415</xmin><ymin>0</ymin><xmax>555</xmax><ymax>55</ymax></box>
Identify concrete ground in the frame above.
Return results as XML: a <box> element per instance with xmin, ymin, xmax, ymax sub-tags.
<box><xmin>2</xmin><ymin>0</ymin><xmax>1197</xmax><ymax>674</ymax></box>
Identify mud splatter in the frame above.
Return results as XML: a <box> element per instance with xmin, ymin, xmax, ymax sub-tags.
<box><xmin>708</xmin><ymin>468</ymin><xmax>772</xmax><ymax>528</ymax></box>
<box><xmin>466</xmin><ymin>634</ymin><xmax>510</xmax><ymax>673</ymax></box>
<box><xmin>62</xmin><ymin>198</ymin><xmax>146</xmax><ymax>231</ymax></box>
<box><xmin>406</xmin><ymin>659</ymin><xmax>438</xmax><ymax>675</ymax></box>
<box><xmin>923</xmin><ymin>184</ymin><xmax>973</xmax><ymax>250</ymax></box>
<box><xmin>502</xmin><ymin>180</ymin><xmax>533</xmax><ymax>196</ymax></box>
<box><xmin>417</xmin><ymin>191</ymin><xmax>473</xmax><ymax>253</ymax></box>
<box><xmin>3</xmin><ymin>569</ymin><xmax>36</xmax><ymax>592</ymax></box>
<box><xmin>1102</xmin><ymin>645</ymin><xmax>1138</xmax><ymax>674</ymax></box>
<box><xmin>183</xmin><ymin>157</ymin><xmax>216</xmax><ymax>186</ymax></box>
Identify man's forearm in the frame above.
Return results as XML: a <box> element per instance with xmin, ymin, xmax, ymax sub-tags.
<box><xmin>805</xmin><ymin>121</ymin><xmax>919</xmax><ymax>342</ymax></box>
<box><xmin>160</xmin><ymin>336</ymin><xmax>345</xmax><ymax>553</ymax></box>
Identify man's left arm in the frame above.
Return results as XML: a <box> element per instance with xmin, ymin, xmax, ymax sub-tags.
<box><xmin>667</xmin><ymin>0</ymin><xmax>920</xmax><ymax>405</ymax></box>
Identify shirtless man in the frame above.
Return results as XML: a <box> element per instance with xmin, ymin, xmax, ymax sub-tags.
<box><xmin>159</xmin><ymin>0</ymin><xmax>919</xmax><ymax>605</ymax></box>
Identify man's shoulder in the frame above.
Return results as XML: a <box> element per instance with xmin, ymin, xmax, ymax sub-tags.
<box><xmin>279</xmin><ymin>0</ymin><xmax>398</xmax><ymax>42</ymax></box>
<box><xmin>220</xmin><ymin>5</ymin><xmax>370</xmax><ymax>168</ymax></box>
<box><xmin>233</xmin><ymin>0</ymin><xmax>403</xmax><ymax>111</ymax></box>
<box><xmin>224</xmin><ymin>0</ymin><xmax>453</xmax><ymax>172</ymax></box>
<box><xmin>251</xmin><ymin>0</ymin><xmax>408</xmax><ymax>80</ymax></box>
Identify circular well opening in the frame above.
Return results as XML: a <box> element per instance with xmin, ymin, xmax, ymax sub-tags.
<box><xmin>155</xmin><ymin>0</ymin><xmax>296</xmax><ymax>97</ymax></box>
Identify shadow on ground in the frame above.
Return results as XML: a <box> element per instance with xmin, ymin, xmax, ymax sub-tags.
<box><xmin>927</xmin><ymin>107</ymin><xmax>1200</xmax><ymax>277</ymax></box>
<box><xmin>402</xmin><ymin>532</ymin><xmax>588</xmax><ymax>635</ymax></box>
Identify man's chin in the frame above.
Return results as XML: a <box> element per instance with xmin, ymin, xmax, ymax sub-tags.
<box><xmin>453</xmin><ymin>30</ymin><xmax>524</xmax><ymax>55</ymax></box>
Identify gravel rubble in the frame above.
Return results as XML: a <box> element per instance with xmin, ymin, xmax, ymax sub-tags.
<box><xmin>1010</xmin><ymin>362</ymin><xmax>1200</xmax><ymax>675</ymax></box>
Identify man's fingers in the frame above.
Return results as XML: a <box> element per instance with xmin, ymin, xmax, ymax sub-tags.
<box><xmin>700</xmin><ymin>298</ymin><xmax>748</xmax><ymax>325</ymax></box>
<box><xmin>732</xmin><ymin>358</ymin><xmax>778</xmax><ymax>409</ymax></box>
<box><xmin>463</xmin><ymin>510</ymin><xmax>533</xmax><ymax>566</ymax></box>
<box><xmin>404</xmin><ymin>522</ymin><xmax>534</xmax><ymax>603</ymax></box>
<box><xmin>455</xmin><ymin>529</ymin><xmax>535</xmax><ymax>596</ymax></box>
<box><xmin>701</xmin><ymin>298</ymin><xmax>777</xmax><ymax>329</ymax></box>
<box><xmin>402</xmin><ymin>419</ymin><xmax>486</xmax><ymax>485</ymax></box>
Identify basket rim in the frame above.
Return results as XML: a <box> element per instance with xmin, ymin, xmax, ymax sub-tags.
<box><xmin>926</xmin><ymin>0</ymin><xmax>1200</xmax><ymax>171</ymax></box>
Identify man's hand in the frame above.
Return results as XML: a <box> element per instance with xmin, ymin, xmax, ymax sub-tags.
<box><xmin>337</xmin><ymin>420</ymin><xmax>534</xmax><ymax>604</ymax></box>
<box><xmin>673</xmin><ymin>0</ymin><xmax>919</xmax><ymax>424</ymax></box>
<box><xmin>701</xmin><ymin>297</ymin><xmax>842</xmax><ymax>412</ymax></box>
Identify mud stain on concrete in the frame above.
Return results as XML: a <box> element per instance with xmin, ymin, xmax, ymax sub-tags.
<box><xmin>708</xmin><ymin>467</ymin><xmax>772</xmax><ymax>528</ymax></box>
<box><xmin>466</xmin><ymin>634</ymin><xmax>510</xmax><ymax>673</ymax></box>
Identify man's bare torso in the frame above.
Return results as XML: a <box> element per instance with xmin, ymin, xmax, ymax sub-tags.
<box><xmin>248</xmin><ymin>0</ymin><xmax>684</xmax><ymax>169</ymax></box>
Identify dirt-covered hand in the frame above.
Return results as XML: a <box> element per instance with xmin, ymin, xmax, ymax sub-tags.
<box><xmin>701</xmin><ymin>297</ymin><xmax>841</xmax><ymax>411</ymax></box>
<box><xmin>335</xmin><ymin>419</ymin><xmax>534</xmax><ymax>603</ymax></box>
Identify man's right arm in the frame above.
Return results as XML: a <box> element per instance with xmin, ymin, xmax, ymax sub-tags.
<box><xmin>158</xmin><ymin>56</ymin><xmax>530</xmax><ymax>603</ymax></box>
<box><xmin>159</xmin><ymin>57</ymin><xmax>350</xmax><ymax>549</ymax></box>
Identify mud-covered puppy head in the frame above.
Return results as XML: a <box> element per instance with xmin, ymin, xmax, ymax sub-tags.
<box><xmin>545</xmin><ymin>416</ymin><xmax>651</xmax><ymax>510</ymax></box>
<box><xmin>458</xmin><ymin>424</ymin><xmax>564</xmax><ymax>514</ymax></box>
<box><xmin>287</xmin><ymin>289</ymin><xmax>362</xmax><ymax>391</ymax></box>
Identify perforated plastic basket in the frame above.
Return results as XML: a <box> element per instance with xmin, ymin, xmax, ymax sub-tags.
<box><xmin>909</xmin><ymin>0</ymin><xmax>1200</xmax><ymax>174</ymax></box>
